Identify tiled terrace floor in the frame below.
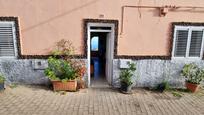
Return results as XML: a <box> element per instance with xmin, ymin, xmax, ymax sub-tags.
<box><xmin>0</xmin><ymin>85</ymin><xmax>203</xmax><ymax>115</ymax></box>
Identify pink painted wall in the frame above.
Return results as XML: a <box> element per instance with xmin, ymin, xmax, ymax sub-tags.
<box><xmin>0</xmin><ymin>0</ymin><xmax>204</xmax><ymax>56</ymax></box>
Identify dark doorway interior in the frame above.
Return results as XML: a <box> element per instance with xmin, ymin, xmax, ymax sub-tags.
<box><xmin>90</xmin><ymin>32</ymin><xmax>107</xmax><ymax>84</ymax></box>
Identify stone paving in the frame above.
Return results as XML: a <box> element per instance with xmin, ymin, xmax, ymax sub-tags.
<box><xmin>0</xmin><ymin>85</ymin><xmax>203</xmax><ymax>115</ymax></box>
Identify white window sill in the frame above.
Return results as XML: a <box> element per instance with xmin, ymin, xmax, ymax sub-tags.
<box><xmin>0</xmin><ymin>57</ymin><xmax>17</xmax><ymax>60</ymax></box>
<box><xmin>171</xmin><ymin>57</ymin><xmax>203</xmax><ymax>62</ymax></box>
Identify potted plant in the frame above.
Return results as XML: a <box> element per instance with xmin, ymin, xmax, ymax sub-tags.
<box><xmin>119</xmin><ymin>62</ymin><xmax>136</xmax><ymax>94</ymax></box>
<box><xmin>70</xmin><ymin>59</ymin><xmax>86</xmax><ymax>89</ymax></box>
<box><xmin>44</xmin><ymin>39</ymin><xmax>82</xmax><ymax>91</ymax></box>
<box><xmin>44</xmin><ymin>57</ymin><xmax>78</xmax><ymax>91</ymax></box>
<box><xmin>181</xmin><ymin>63</ymin><xmax>204</xmax><ymax>92</ymax></box>
<box><xmin>155</xmin><ymin>81</ymin><xmax>170</xmax><ymax>93</ymax></box>
<box><xmin>75</xmin><ymin>62</ymin><xmax>86</xmax><ymax>89</ymax></box>
<box><xmin>0</xmin><ymin>74</ymin><xmax>5</xmax><ymax>91</ymax></box>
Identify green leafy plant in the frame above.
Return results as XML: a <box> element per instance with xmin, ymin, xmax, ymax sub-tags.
<box><xmin>181</xmin><ymin>63</ymin><xmax>204</xmax><ymax>84</ymax></box>
<box><xmin>155</xmin><ymin>81</ymin><xmax>170</xmax><ymax>92</ymax></box>
<box><xmin>44</xmin><ymin>57</ymin><xmax>77</xmax><ymax>81</ymax></box>
<box><xmin>44</xmin><ymin>39</ymin><xmax>78</xmax><ymax>82</ymax></box>
<box><xmin>44</xmin><ymin>39</ymin><xmax>87</xmax><ymax>82</ymax></box>
<box><xmin>119</xmin><ymin>62</ymin><xmax>136</xmax><ymax>86</ymax></box>
<box><xmin>0</xmin><ymin>74</ymin><xmax>5</xmax><ymax>83</ymax></box>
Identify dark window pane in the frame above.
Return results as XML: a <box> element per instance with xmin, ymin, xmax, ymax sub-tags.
<box><xmin>189</xmin><ymin>31</ymin><xmax>203</xmax><ymax>57</ymax></box>
<box><xmin>174</xmin><ymin>30</ymin><xmax>188</xmax><ymax>57</ymax></box>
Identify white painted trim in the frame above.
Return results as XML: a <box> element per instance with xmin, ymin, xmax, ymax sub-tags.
<box><xmin>88</xmin><ymin>23</ymin><xmax>114</xmax><ymax>27</ymax></box>
<box><xmin>87</xmin><ymin>23</ymin><xmax>115</xmax><ymax>87</ymax></box>
<box><xmin>89</xmin><ymin>30</ymin><xmax>112</xmax><ymax>32</ymax></box>
<box><xmin>110</xmin><ymin>26</ymin><xmax>115</xmax><ymax>85</ymax></box>
<box><xmin>171</xmin><ymin>26</ymin><xmax>177</xmax><ymax>58</ymax></box>
<box><xmin>87</xmin><ymin>26</ymin><xmax>91</xmax><ymax>87</ymax></box>
<box><xmin>172</xmin><ymin>26</ymin><xmax>204</xmax><ymax>60</ymax></box>
<box><xmin>200</xmin><ymin>30</ymin><xmax>204</xmax><ymax>58</ymax></box>
<box><xmin>0</xmin><ymin>21</ymin><xmax>14</xmax><ymax>25</ymax></box>
<box><xmin>186</xmin><ymin>28</ymin><xmax>192</xmax><ymax>57</ymax></box>
<box><xmin>12</xmin><ymin>22</ymin><xmax>18</xmax><ymax>58</ymax></box>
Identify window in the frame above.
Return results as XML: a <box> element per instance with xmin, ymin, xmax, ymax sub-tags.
<box><xmin>91</xmin><ymin>36</ymin><xmax>99</xmax><ymax>51</ymax></box>
<box><xmin>173</xmin><ymin>26</ymin><xmax>204</xmax><ymax>59</ymax></box>
<box><xmin>0</xmin><ymin>21</ymin><xmax>17</xmax><ymax>57</ymax></box>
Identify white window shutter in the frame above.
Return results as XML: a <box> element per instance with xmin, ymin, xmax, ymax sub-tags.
<box><xmin>174</xmin><ymin>30</ymin><xmax>189</xmax><ymax>57</ymax></box>
<box><xmin>189</xmin><ymin>31</ymin><xmax>203</xmax><ymax>57</ymax></box>
<box><xmin>0</xmin><ymin>23</ymin><xmax>15</xmax><ymax>56</ymax></box>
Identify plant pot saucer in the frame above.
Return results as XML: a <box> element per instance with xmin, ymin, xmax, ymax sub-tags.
<box><xmin>120</xmin><ymin>89</ymin><xmax>133</xmax><ymax>94</ymax></box>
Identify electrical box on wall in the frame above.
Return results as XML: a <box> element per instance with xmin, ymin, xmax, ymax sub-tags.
<box><xmin>119</xmin><ymin>59</ymin><xmax>132</xmax><ymax>69</ymax></box>
<box><xmin>32</xmin><ymin>60</ymin><xmax>48</xmax><ymax>70</ymax></box>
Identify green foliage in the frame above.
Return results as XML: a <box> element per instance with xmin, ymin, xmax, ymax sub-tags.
<box><xmin>172</xmin><ymin>91</ymin><xmax>182</xmax><ymax>98</ymax></box>
<box><xmin>44</xmin><ymin>57</ymin><xmax>77</xmax><ymax>81</ymax></box>
<box><xmin>44</xmin><ymin>39</ymin><xmax>86</xmax><ymax>82</ymax></box>
<box><xmin>181</xmin><ymin>63</ymin><xmax>204</xmax><ymax>84</ymax></box>
<box><xmin>163</xmin><ymin>81</ymin><xmax>170</xmax><ymax>90</ymax></box>
<box><xmin>0</xmin><ymin>74</ymin><xmax>5</xmax><ymax>83</ymax></box>
<box><xmin>119</xmin><ymin>62</ymin><xmax>136</xmax><ymax>86</ymax></box>
<box><xmin>9</xmin><ymin>83</ymin><xmax>18</xmax><ymax>89</ymax></box>
<box><xmin>155</xmin><ymin>81</ymin><xmax>170</xmax><ymax>92</ymax></box>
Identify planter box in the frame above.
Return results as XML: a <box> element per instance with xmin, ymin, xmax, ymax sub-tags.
<box><xmin>186</xmin><ymin>82</ymin><xmax>200</xmax><ymax>93</ymax></box>
<box><xmin>0</xmin><ymin>82</ymin><xmax>4</xmax><ymax>91</ymax></box>
<box><xmin>51</xmin><ymin>80</ymin><xmax>77</xmax><ymax>91</ymax></box>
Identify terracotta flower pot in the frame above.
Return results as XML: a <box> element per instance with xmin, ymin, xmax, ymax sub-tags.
<box><xmin>185</xmin><ymin>82</ymin><xmax>200</xmax><ymax>93</ymax></box>
<box><xmin>51</xmin><ymin>80</ymin><xmax>77</xmax><ymax>91</ymax></box>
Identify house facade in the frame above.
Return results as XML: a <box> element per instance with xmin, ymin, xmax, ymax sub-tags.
<box><xmin>0</xmin><ymin>0</ymin><xmax>204</xmax><ymax>87</ymax></box>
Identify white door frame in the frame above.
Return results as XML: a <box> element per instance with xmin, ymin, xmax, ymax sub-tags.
<box><xmin>87</xmin><ymin>23</ymin><xmax>115</xmax><ymax>87</ymax></box>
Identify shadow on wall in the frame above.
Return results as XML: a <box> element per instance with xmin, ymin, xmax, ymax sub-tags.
<box><xmin>22</xmin><ymin>0</ymin><xmax>99</xmax><ymax>33</ymax></box>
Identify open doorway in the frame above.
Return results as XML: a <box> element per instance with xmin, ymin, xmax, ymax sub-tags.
<box><xmin>90</xmin><ymin>32</ymin><xmax>108</xmax><ymax>87</ymax></box>
<box><xmin>87</xmin><ymin>23</ymin><xmax>115</xmax><ymax>87</ymax></box>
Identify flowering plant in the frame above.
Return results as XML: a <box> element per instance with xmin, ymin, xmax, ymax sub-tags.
<box><xmin>44</xmin><ymin>39</ymin><xmax>86</xmax><ymax>81</ymax></box>
<box><xmin>181</xmin><ymin>63</ymin><xmax>204</xmax><ymax>84</ymax></box>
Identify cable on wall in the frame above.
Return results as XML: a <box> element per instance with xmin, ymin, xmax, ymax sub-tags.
<box><xmin>120</xmin><ymin>5</ymin><xmax>204</xmax><ymax>35</ymax></box>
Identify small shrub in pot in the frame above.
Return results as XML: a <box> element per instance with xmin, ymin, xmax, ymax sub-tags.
<box><xmin>0</xmin><ymin>74</ymin><xmax>5</xmax><ymax>91</ymax></box>
<box><xmin>181</xmin><ymin>63</ymin><xmax>204</xmax><ymax>92</ymax></box>
<box><xmin>119</xmin><ymin>62</ymin><xmax>136</xmax><ymax>93</ymax></box>
<box><xmin>155</xmin><ymin>81</ymin><xmax>170</xmax><ymax>93</ymax></box>
<box><xmin>44</xmin><ymin>57</ymin><xmax>78</xmax><ymax>91</ymax></box>
<box><xmin>44</xmin><ymin>39</ymin><xmax>86</xmax><ymax>91</ymax></box>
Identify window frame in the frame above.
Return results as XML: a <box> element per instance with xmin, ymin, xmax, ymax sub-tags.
<box><xmin>172</xmin><ymin>25</ymin><xmax>204</xmax><ymax>60</ymax></box>
<box><xmin>0</xmin><ymin>21</ymin><xmax>18</xmax><ymax>59</ymax></box>
<box><xmin>91</xmin><ymin>36</ymin><xmax>99</xmax><ymax>51</ymax></box>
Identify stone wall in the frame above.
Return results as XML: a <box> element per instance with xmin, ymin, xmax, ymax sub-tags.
<box><xmin>0</xmin><ymin>59</ymin><xmax>49</xmax><ymax>85</ymax></box>
<box><xmin>113</xmin><ymin>59</ymin><xmax>204</xmax><ymax>88</ymax></box>
<box><xmin>1</xmin><ymin>58</ymin><xmax>203</xmax><ymax>88</ymax></box>
<box><xmin>0</xmin><ymin>59</ymin><xmax>88</xmax><ymax>86</ymax></box>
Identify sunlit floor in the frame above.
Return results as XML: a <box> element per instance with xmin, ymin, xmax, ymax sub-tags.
<box><xmin>91</xmin><ymin>76</ymin><xmax>110</xmax><ymax>88</ymax></box>
<box><xmin>1</xmin><ymin>85</ymin><xmax>203</xmax><ymax>115</ymax></box>
<box><xmin>91</xmin><ymin>57</ymin><xmax>110</xmax><ymax>88</ymax></box>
